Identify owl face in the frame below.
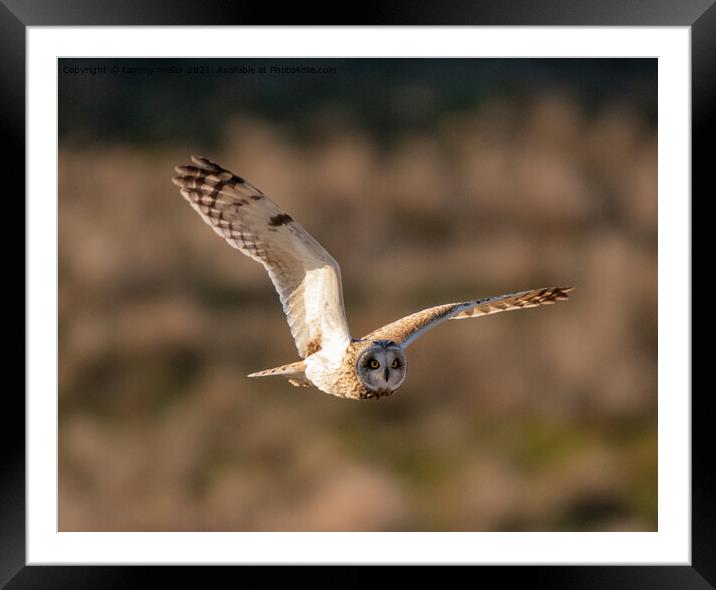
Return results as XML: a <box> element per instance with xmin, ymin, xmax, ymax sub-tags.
<box><xmin>355</xmin><ymin>340</ymin><xmax>407</xmax><ymax>397</ymax></box>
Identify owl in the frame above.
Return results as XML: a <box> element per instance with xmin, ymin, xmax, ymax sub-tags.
<box><xmin>172</xmin><ymin>156</ymin><xmax>573</xmax><ymax>400</ymax></box>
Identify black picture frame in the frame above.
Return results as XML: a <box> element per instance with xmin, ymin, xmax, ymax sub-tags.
<box><xmin>8</xmin><ymin>1</ymin><xmax>708</xmax><ymax>587</ymax></box>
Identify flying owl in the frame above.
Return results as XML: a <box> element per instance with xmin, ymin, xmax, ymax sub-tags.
<box><xmin>172</xmin><ymin>156</ymin><xmax>573</xmax><ymax>400</ymax></box>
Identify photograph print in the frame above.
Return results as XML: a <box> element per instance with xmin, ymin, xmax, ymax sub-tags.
<box><xmin>58</xmin><ymin>58</ymin><xmax>657</xmax><ymax>532</ymax></box>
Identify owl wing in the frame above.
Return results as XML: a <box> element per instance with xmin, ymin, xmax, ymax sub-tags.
<box><xmin>173</xmin><ymin>155</ymin><xmax>351</xmax><ymax>358</ymax></box>
<box><xmin>363</xmin><ymin>287</ymin><xmax>573</xmax><ymax>348</ymax></box>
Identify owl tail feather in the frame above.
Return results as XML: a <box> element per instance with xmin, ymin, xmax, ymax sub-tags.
<box><xmin>248</xmin><ymin>360</ymin><xmax>307</xmax><ymax>379</ymax></box>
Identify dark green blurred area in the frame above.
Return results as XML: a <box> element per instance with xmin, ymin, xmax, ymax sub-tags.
<box><xmin>59</xmin><ymin>58</ymin><xmax>656</xmax><ymax>145</ymax></box>
<box><xmin>59</xmin><ymin>58</ymin><xmax>657</xmax><ymax>532</ymax></box>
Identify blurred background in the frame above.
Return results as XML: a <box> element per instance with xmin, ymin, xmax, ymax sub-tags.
<box><xmin>59</xmin><ymin>58</ymin><xmax>657</xmax><ymax>532</ymax></box>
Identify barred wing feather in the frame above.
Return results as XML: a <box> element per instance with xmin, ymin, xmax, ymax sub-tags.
<box><xmin>363</xmin><ymin>287</ymin><xmax>573</xmax><ymax>348</ymax></box>
<box><xmin>172</xmin><ymin>156</ymin><xmax>351</xmax><ymax>358</ymax></box>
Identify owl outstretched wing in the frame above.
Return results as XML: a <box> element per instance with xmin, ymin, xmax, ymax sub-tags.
<box><xmin>363</xmin><ymin>287</ymin><xmax>573</xmax><ymax>348</ymax></box>
<box><xmin>172</xmin><ymin>156</ymin><xmax>351</xmax><ymax>358</ymax></box>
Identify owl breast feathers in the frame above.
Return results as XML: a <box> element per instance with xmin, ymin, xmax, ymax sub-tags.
<box><xmin>173</xmin><ymin>156</ymin><xmax>573</xmax><ymax>400</ymax></box>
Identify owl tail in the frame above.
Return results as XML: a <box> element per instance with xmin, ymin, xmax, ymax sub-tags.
<box><xmin>248</xmin><ymin>360</ymin><xmax>307</xmax><ymax>381</ymax></box>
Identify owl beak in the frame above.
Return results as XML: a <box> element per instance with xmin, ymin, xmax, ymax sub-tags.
<box><xmin>384</xmin><ymin>367</ymin><xmax>389</xmax><ymax>381</ymax></box>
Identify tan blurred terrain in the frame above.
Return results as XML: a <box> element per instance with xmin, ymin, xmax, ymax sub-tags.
<box><xmin>59</xmin><ymin>94</ymin><xmax>657</xmax><ymax>531</ymax></box>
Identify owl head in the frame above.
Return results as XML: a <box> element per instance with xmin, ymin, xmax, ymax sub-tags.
<box><xmin>355</xmin><ymin>339</ymin><xmax>407</xmax><ymax>397</ymax></box>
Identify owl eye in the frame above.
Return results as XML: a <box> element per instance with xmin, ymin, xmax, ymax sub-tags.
<box><xmin>391</xmin><ymin>359</ymin><xmax>400</xmax><ymax>369</ymax></box>
<box><xmin>369</xmin><ymin>359</ymin><xmax>380</xmax><ymax>369</ymax></box>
